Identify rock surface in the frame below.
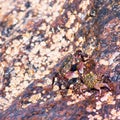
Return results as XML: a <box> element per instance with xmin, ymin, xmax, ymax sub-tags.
<box><xmin>0</xmin><ymin>0</ymin><xmax>120</xmax><ymax>119</ymax></box>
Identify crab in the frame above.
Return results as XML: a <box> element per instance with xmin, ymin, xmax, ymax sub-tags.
<box><xmin>79</xmin><ymin>59</ymin><xmax>111</xmax><ymax>93</ymax></box>
<box><xmin>52</xmin><ymin>50</ymin><xmax>111</xmax><ymax>94</ymax></box>
<box><xmin>52</xmin><ymin>50</ymin><xmax>88</xmax><ymax>90</ymax></box>
<box><xmin>80</xmin><ymin>72</ymin><xmax>110</xmax><ymax>94</ymax></box>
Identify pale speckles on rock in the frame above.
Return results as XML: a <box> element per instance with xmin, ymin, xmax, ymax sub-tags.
<box><xmin>116</xmin><ymin>40</ymin><xmax>120</xmax><ymax>46</ymax></box>
<box><xmin>44</xmin><ymin>77</ymin><xmax>52</xmax><ymax>86</ymax></box>
<box><xmin>99</xmin><ymin>59</ymin><xmax>109</xmax><ymax>66</ymax></box>
<box><xmin>65</xmin><ymin>12</ymin><xmax>76</xmax><ymax>28</ymax></box>
<box><xmin>96</xmin><ymin>101</ymin><xmax>102</xmax><ymax>110</ymax></box>
<box><xmin>22</xmin><ymin>103</ymin><xmax>31</xmax><ymax>109</ymax></box>
<box><xmin>6</xmin><ymin>47</ymin><xmax>12</xmax><ymax>55</ymax></box>
<box><xmin>0</xmin><ymin>0</ymin><xmax>119</xmax><ymax>119</ymax></box>
<box><xmin>110</xmin><ymin>108</ymin><xmax>119</xmax><ymax>120</ymax></box>
<box><xmin>88</xmin><ymin>114</ymin><xmax>94</xmax><ymax>120</ymax></box>
<box><xmin>66</xmin><ymin>29</ymin><xmax>74</xmax><ymax>41</ymax></box>
<box><xmin>110</xmin><ymin>109</ymin><xmax>117</xmax><ymax>115</ymax></box>
<box><xmin>116</xmin><ymin>94</ymin><xmax>120</xmax><ymax>99</ymax></box>
<box><xmin>29</xmin><ymin>93</ymin><xmax>41</xmax><ymax>103</ymax></box>
<box><xmin>22</xmin><ymin>80</ymin><xmax>29</xmax><ymax>87</ymax></box>
<box><xmin>36</xmin><ymin>83</ymin><xmax>44</xmax><ymax>87</ymax></box>
<box><xmin>100</xmin><ymin>92</ymin><xmax>115</xmax><ymax>105</ymax></box>
<box><xmin>86</xmin><ymin>104</ymin><xmax>94</xmax><ymax>113</ymax></box>
<box><xmin>14</xmin><ymin>66</ymin><xmax>21</xmax><ymax>73</ymax></box>
<box><xmin>46</xmin><ymin>95</ymin><xmax>51</xmax><ymax>99</ymax></box>
<box><xmin>0</xmin><ymin>97</ymin><xmax>9</xmax><ymax>107</ymax></box>
<box><xmin>79</xmin><ymin>0</ymin><xmax>90</xmax><ymax>11</ymax></box>
<box><xmin>14</xmin><ymin>62</ymin><xmax>22</xmax><ymax>66</ymax></box>
<box><xmin>67</xmin><ymin>101</ymin><xmax>73</xmax><ymax>106</ymax></box>
<box><xmin>22</xmin><ymin>32</ymin><xmax>32</xmax><ymax>43</ymax></box>
<box><xmin>67</xmin><ymin>89</ymin><xmax>73</xmax><ymax>96</ymax></box>
<box><xmin>54</xmin><ymin>93</ymin><xmax>62</xmax><ymax>101</ymax></box>
<box><xmin>68</xmin><ymin>94</ymin><xmax>85</xmax><ymax>105</ymax></box>
<box><xmin>94</xmin><ymin>115</ymin><xmax>103</xmax><ymax>120</ymax></box>
<box><xmin>53</xmin><ymin>85</ymin><xmax>59</xmax><ymax>92</ymax></box>
<box><xmin>84</xmin><ymin>91</ymin><xmax>92</xmax><ymax>97</ymax></box>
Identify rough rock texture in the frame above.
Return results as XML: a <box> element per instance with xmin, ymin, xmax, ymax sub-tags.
<box><xmin>0</xmin><ymin>0</ymin><xmax>120</xmax><ymax>120</ymax></box>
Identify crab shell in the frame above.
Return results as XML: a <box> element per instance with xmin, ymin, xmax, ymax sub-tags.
<box><xmin>82</xmin><ymin>72</ymin><xmax>110</xmax><ymax>93</ymax></box>
<box><xmin>59</xmin><ymin>54</ymin><xmax>73</xmax><ymax>75</ymax></box>
<box><xmin>83</xmin><ymin>72</ymin><xmax>98</xmax><ymax>88</ymax></box>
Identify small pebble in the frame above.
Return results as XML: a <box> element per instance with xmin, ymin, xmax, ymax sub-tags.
<box><xmin>53</xmin><ymin>85</ymin><xmax>59</xmax><ymax>91</ymax></box>
<box><xmin>47</xmin><ymin>95</ymin><xmax>51</xmax><ymax>98</ymax></box>
<box><xmin>116</xmin><ymin>95</ymin><xmax>120</xmax><ymax>99</ymax></box>
<box><xmin>96</xmin><ymin>101</ymin><xmax>102</xmax><ymax>110</ymax></box>
<box><xmin>86</xmin><ymin>105</ymin><xmax>93</xmax><ymax>112</ymax></box>
<box><xmin>94</xmin><ymin>115</ymin><xmax>103</xmax><ymax>120</ymax></box>
<box><xmin>43</xmin><ymin>98</ymin><xmax>47</xmax><ymax>102</ymax></box>
<box><xmin>54</xmin><ymin>94</ymin><xmax>62</xmax><ymax>101</ymax></box>
<box><xmin>29</xmin><ymin>93</ymin><xmax>41</xmax><ymax>103</ymax></box>
<box><xmin>25</xmin><ymin>1</ymin><xmax>31</xmax><ymax>8</ymax></box>
<box><xmin>99</xmin><ymin>59</ymin><xmax>109</xmax><ymax>66</ymax></box>
<box><xmin>111</xmin><ymin>109</ymin><xmax>116</xmax><ymax>115</ymax></box>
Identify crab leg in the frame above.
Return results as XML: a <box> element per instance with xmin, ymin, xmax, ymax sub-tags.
<box><xmin>64</xmin><ymin>71</ymin><xmax>79</xmax><ymax>79</ymax></box>
<box><xmin>94</xmin><ymin>82</ymin><xmax>111</xmax><ymax>94</ymax></box>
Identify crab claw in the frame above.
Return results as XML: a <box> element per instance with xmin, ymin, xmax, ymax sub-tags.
<box><xmin>75</xmin><ymin>50</ymin><xmax>88</xmax><ymax>57</ymax></box>
<box><xmin>77</xmin><ymin>62</ymin><xmax>84</xmax><ymax>74</ymax></box>
<box><xmin>64</xmin><ymin>71</ymin><xmax>79</xmax><ymax>79</ymax></box>
<box><xmin>94</xmin><ymin>82</ymin><xmax>111</xmax><ymax>94</ymax></box>
<box><xmin>52</xmin><ymin>72</ymin><xmax>58</xmax><ymax>86</ymax></box>
<box><xmin>79</xmin><ymin>84</ymin><xmax>87</xmax><ymax>93</ymax></box>
<box><xmin>75</xmin><ymin>50</ymin><xmax>88</xmax><ymax>61</ymax></box>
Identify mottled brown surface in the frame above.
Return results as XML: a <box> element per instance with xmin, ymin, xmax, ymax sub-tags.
<box><xmin>1</xmin><ymin>81</ymin><xmax>120</xmax><ymax>120</ymax></box>
<box><xmin>0</xmin><ymin>0</ymin><xmax>120</xmax><ymax>120</ymax></box>
<box><xmin>83</xmin><ymin>0</ymin><xmax>120</xmax><ymax>82</ymax></box>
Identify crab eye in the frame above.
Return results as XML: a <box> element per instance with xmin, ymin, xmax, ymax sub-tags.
<box><xmin>77</xmin><ymin>50</ymin><xmax>82</xmax><ymax>54</ymax></box>
<box><xmin>75</xmin><ymin>50</ymin><xmax>82</xmax><ymax>56</ymax></box>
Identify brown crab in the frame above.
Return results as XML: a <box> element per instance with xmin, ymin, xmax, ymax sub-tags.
<box><xmin>80</xmin><ymin>72</ymin><xmax>110</xmax><ymax>94</ymax></box>
<box><xmin>52</xmin><ymin>50</ymin><xmax>111</xmax><ymax>94</ymax></box>
<box><xmin>52</xmin><ymin>50</ymin><xmax>88</xmax><ymax>90</ymax></box>
<box><xmin>80</xmin><ymin>59</ymin><xmax>111</xmax><ymax>93</ymax></box>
